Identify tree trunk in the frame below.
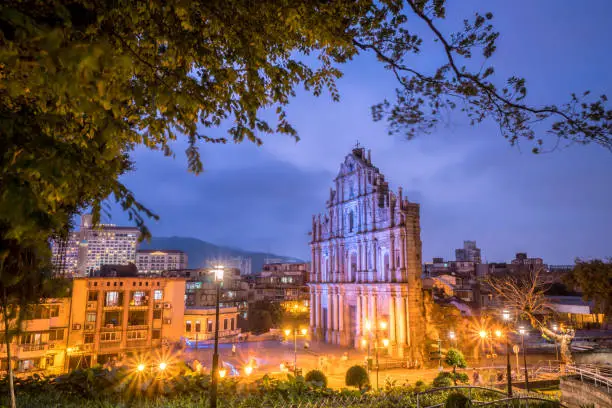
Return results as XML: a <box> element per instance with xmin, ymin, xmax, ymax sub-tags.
<box><xmin>2</xmin><ymin>288</ymin><xmax>16</xmax><ymax>408</ymax></box>
<box><xmin>453</xmin><ymin>365</ymin><xmax>457</xmax><ymax>386</ymax></box>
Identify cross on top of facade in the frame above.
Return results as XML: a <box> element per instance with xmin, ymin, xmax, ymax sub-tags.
<box><xmin>354</xmin><ymin>140</ymin><xmax>361</xmax><ymax>149</ymax></box>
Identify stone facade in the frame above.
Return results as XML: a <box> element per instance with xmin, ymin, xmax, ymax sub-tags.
<box><xmin>308</xmin><ymin>146</ymin><xmax>425</xmax><ymax>359</ymax></box>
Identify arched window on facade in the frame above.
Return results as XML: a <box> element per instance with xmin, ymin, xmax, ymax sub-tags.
<box><xmin>349</xmin><ymin>211</ymin><xmax>354</xmax><ymax>232</ymax></box>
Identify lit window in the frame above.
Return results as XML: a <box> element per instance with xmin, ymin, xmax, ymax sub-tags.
<box><xmin>185</xmin><ymin>321</ymin><xmax>192</xmax><ymax>332</ymax></box>
<box><xmin>154</xmin><ymin>290</ymin><xmax>163</xmax><ymax>300</ymax></box>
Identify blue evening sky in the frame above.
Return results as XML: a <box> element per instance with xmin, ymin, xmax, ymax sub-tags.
<box><xmin>111</xmin><ymin>0</ymin><xmax>612</xmax><ymax>264</ymax></box>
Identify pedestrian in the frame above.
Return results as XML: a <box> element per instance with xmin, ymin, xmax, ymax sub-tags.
<box><xmin>472</xmin><ymin>369</ymin><xmax>480</xmax><ymax>385</ymax></box>
<box><xmin>232</xmin><ymin>343</ymin><xmax>236</xmax><ymax>356</ymax></box>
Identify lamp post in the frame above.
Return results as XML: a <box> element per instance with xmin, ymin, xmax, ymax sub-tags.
<box><xmin>502</xmin><ymin>310</ymin><xmax>513</xmax><ymax>397</ymax></box>
<box><xmin>449</xmin><ymin>331</ymin><xmax>457</xmax><ymax>349</ymax></box>
<box><xmin>210</xmin><ymin>265</ymin><xmax>224</xmax><ymax>408</ymax></box>
<box><xmin>375</xmin><ymin>321</ymin><xmax>388</xmax><ymax>390</ymax></box>
<box><xmin>518</xmin><ymin>326</ymin><xmax>529</xmax><ymax>392</ymax></box>
<box><xmin>552</xmin><ymin>324</ymin><xmax>559</xmax><ymax>362</ymax></box>
<box><xmin>284</xmin><ymin>327</ymin><xmax>308</xmax><ymax>375</ymax></box>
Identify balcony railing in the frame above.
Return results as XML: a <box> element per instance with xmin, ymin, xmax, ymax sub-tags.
<box><xmin>20</xmin><ymin>344</ymin><xmax>47</xmax><ymax>352</ymax></box>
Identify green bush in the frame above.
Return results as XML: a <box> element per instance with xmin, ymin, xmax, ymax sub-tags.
<box><xmin>345</xmin><ymin>365</ymin><xmax>369</xmax><ymax>390</ymax></box>
<box><xmin>304</xmin><ymin>370</ymin><xmax>327</xmax><ymax>388</ymax></box>
<box><xmin>433</xmin><ymin>372</ymin><xmax>453</xmax><ymax>388</ymax></box>
<box><xmin>445</xmin><ymin>392</ymin><xmax>471</xmax><ymax>408</ymax></box>
<box><xmin>455</xmin><ymin>372</ymin><xmax>469</xmax><ymax>384</ymax></box>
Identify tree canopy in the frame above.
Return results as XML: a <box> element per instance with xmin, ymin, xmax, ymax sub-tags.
<box><xmin>1</xmin><ymin>0</ymin><xmax>610</xmax><ymax>255</ymax></box>
<box><xmin>564</xmin><ymin>259</ymin><xmax>612</xmax><ymax>326</ymax></box>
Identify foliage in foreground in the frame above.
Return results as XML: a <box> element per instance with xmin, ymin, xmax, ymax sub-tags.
<box><xmin>304</xmin><ymin>370</ymin><xmax>328</xmax><ymax>388</ymax></box>
<box><xmin>345</xmin><ymin>365</ymin><xmax>370</xmax><ymax>390</ymax></box>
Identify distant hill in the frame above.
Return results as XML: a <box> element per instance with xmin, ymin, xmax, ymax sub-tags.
<box><xmin>139</xmin><ymin>236</ymin><xmax>304</xmax><ymax>273</ymax></box>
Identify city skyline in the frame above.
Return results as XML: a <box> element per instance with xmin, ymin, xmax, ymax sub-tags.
<box><xmin>107</xmin><ymin>0</ymin><xmax>612</xmax><ymax>264</ymax></box>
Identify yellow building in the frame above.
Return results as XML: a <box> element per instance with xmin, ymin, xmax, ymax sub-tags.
<box><xmin>0</xmin><ymin>298</ymin><xmax>71</xmax><ymax>375</ymax></box>
<box><xmin>66</xmin><ymin>277</ymin><xmax>186</xmax><ymax>368</ymax></box>
<box><xmin>183</xmin><ymin>306</ymin><xmax>240</xmax><ymax>345</ymax></box>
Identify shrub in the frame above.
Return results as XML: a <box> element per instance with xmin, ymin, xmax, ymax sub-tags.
<box><xmin>305</xmin><ymin>370</ymin><xmax>327</xmax><ymax>388</ymax></box>
<box><xmin>433</xmin><ymin>372</ymin><xmax>453</xmax><ymax>388</ymax></box>
<box><xmin>345</xmin><ymin>365</ymin><xmax>369</xmax><ymax>390</ymax></box>
<box><xmin>455</xmin><ymin>372</ymin><xmax>469</xmax><ymax>384</ymax></box>
<box><xmin>445</xmin><ymin>392</ymin><xmax>471</xmax><ymax>408</ymax></box>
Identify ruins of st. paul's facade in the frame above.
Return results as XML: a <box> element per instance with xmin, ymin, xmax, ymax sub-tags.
<box><xmin>309</xmin><ymin>146</ymin><xmax>425</xmax><ymax>359</ymax></box>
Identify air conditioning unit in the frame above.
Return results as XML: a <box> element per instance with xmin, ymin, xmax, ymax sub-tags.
<box><xmin>85</xmin><ymin>324</ymin><xmax>95</xmax><ymax>331</ymax></box>
<box><xmin>72</xmin><ymin>324</ymin><xmax>82</xmax><ymax>330</ymax></box>
<box><xmin>154</xmin><ymin>303</ymin><xmax>163</xmax><ymax>309</ymax></box>
<box><xmin>48</xmin><ymin>343</ymin><xmax>55</xmax><ymax>349</ymax></box>
<box><xmin>163</xmin><ymin>318</ymin><xmax>172</xmax><ymax>325</ymax></box>
<box><xmin>163</xmin><ymin>303</ymin><xmax>172</xmax><ymax>309</ymax></box>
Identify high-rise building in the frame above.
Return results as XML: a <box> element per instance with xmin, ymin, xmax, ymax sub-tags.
<box><xmin>308</xmin><ymin>146</ymin><xmax>425</xmax><ymax>359</ymax></box>
<box><xmin>51</xmin><ymin>214</ymin><xmax>140</xmax><ymax>276</ymax></box>
<box><xmin>136</xmin><ymin>250</ymin><xmax>188</xmax><ymax>274</ymax></box>
<box><xmin>455</xmin><ymin>240</ymin><xmax>482</xmax><ymax>263</ymax></box>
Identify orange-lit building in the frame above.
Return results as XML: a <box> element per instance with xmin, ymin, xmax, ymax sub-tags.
<box><xmin>183</xmin><ymin>307</ymin><xmax>240</xmax><ymax>345</ymax></box>
<box><xmin>66</xmin><ymin>277</ymin><xmax>186</xmax><ymax>368</ymax></box>
<box><xmin>0</xmin><ymin>298</ymin><xmax>71</xmax><ymax>375</ymax></box>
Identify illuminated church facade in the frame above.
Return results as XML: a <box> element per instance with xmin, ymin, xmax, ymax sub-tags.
<box><xmin>308</xmin><ymin>146</ymin><xmax>425</xmax><ymax>358</ymax></box>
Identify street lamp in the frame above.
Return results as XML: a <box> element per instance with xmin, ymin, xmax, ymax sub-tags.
<box><xmin>284</xmin><ymin>327</ymin><xmax>308</xmax><ymax>375</ymax></box>
<box><xmin>449</xmin><ymin>331</ymin><xmax>457</xmax><ymax>348</ymax></box>
<box><xmin>518</xmin><ymin>326</ymin><xmax>529</xmax><ymax>392</ymax></box>
<box><xmin>210</xmin><ymin>265</ymin><xmax>224</xmax><ymax>408</ymax></box>
<box><xmin>551</xmin><ymin>324</ymin><xmax>559</xmax><ymax>361</ymax></box>
<box><xmin>502</xmin><ymin>310</ymin><xmax>513</xmax><ymax>397</ymax></box>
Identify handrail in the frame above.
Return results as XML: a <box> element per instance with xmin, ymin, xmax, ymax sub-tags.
<box><xmin>565</xmin><ymin>365</ymin><xmax>612</xmax><ymax>393</ymax></box>
<box><xmin>476</xmin><ymin>396</ymin><xmax>567</xmax><ymax>407</ymax></box>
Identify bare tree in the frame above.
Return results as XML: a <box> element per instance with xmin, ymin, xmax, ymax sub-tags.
<box><xmin>486</xmin><ymin>268</ymin><xmax>575</xmax><ymax>363</ymax></box>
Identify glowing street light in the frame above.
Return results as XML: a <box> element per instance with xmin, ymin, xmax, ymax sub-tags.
<box><xmin>159</xmin><ymin>362</ymin><xmax>167</xmax><ymax>371</ymax></box>
<box><xmin>364</xmin><ymin>320</ymin><xmax>372</xmax><ymax>332</ymax></box>
<box><xmin>479</xmin><ymin>330</ymin><xmax>487</xmax><ymax>339</ymax></box>
<box><xmin>361</xmin><ymin>339</ymin><xmax>367</xmax><ymax>347</ymax></box>
<box><xmin>219</xmin><ymin>368</ymin><xmax>227</xmax><ymax>378</ymax></box>
<box><xmin>382</xmin><ymin>338</ymin><xmax>389</xmax><ymax>348</ymax></box>
<box><xmin>495</xmin><ymin>329</ymin><xmax>503</xmax><ymax>338</ymax></box>
<box><xmin>210</xmin><ymin>264</ymin><xmax>225</xmax><ymax>408</ymax></box>
<box><xmin>137</xmin><ymin>363</ymin><xmax>146</xmax><ymax>372</ymax></box>
<box><xmin>501</xmin><ymin>310</ymin><xmax>512</xmax><ymax>397</ymax></box>
<box><xmin>284</xmin><ymin>329</ymin><xmax>291</xmax><ymax>337</ymax></box>
<box><xmin>518</xmin><ymin>326</ymin><xmax>529</xmax><ymax>392</ymax></box>
<box><xmin>244</xmin><ymin>365</ymin><xmax>253</xmax><ymax>376</ymax></box>
<box><xmin>379</xmin><ymin>321</ymin><xmax>388</xmax><ymax>330</ymax></box>
<box><xmin>300</xmin><ymin>328</ymin><xmax>308</xmax><ymax>336</ymax></box>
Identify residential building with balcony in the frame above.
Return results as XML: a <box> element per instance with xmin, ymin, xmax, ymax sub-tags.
<box><xmin>0</xmin><ymin>298</ymin><xmax>71</xmax><ymax>375</ymax></box>
<box><xmin>251</xmin><ymin>262</ymin><xmax>310</xmax><ymax>312</ymax></box>
<box><xmin>66</xmin><ymin>276</ymin><xmax>186</xmax><ymax>369</ymax></box>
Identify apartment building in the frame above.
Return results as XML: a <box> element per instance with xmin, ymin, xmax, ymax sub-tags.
<box><xmin>136</xmin><ymin>250</ymin><xmax>189</xmax><ymax>274</ymax></box>
<box><xmin>0</xmin><ymin>298</ymin><xmax>71</xmax><ymax>375</ymax></box>
<box><xmin>66</xmin><ymin>277</ymin><xmax>185</xmax><ymax>368</ymax></box>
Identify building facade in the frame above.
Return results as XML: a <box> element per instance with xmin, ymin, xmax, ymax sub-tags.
<box><xmin>183</xmin><ymin>307</ymin><xmax>241</xmax><ymax>345</ymax></box>
<box><xmin>66</xmin><ymin>277</ymin><xmax>185</xmax><ymax>369</ymax></box>
<box><xmin>51</xmin><ymin>214</ymin><xmax>140</xmax><ymax>276</ymax></box>
<box><xmin>136</xmin><ymin>250</ymin><xmax>189</xmax><ymax>274</ymax></box>
<box><xmin>455</xmin><ymin>241</ymin><xmax>482</xmax><ymax>263</ymax></box>
<box><xmin>308</xmin><ymin>146</ymin><xmax>425</xmax><ymax>358</ymax></box>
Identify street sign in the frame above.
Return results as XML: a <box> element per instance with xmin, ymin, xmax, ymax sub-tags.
<box><xmin>513</xmin><ymin>345</ymin><xmax>520</xmax><ymax>354</ymax></box>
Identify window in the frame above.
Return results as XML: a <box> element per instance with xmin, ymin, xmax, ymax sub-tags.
<box><xmin>152</xmin><ymin>330</ymin><xmax>161</xmax><ymax>340</ymax></box>
<box><xmin>185</xmin><ymin>321</ymin><xmax>192</xmax><ymax>332</ymax></box>
<box><xmin>127</xmin><ymin>330</ymin><xmax>147</xmax><ymax>341</ymax></box>
<box><xmin>49</xmin><ymin>306</ymin><xmax>60</xmax><ymax>318</ymax></box>
<box><xmin>154</xmin><ymin>290</ymin><xmax>163</xmax><ymax>301</ymax></box>
<box><xmin>86</xmin><ymin>312</ymin><xmax>97</xmax><ymax>323</ymax></box>
<box><xmin>104</xmin><ymin>291</ymin><xmax>123</xmax><ymax>307</ymax></box>
<box><xmin>49</xmin><ymin>329</ymin><xmax>64</xmax><ymax>341</ymax></box>
<box><xmin>88</xmin><ymin>291</ymin><xmax>98</xmax><ymax>302</ymax></box>
<box><xmin>223</xmin><ymin>319</ymin><xmax>228</xmax><ymax>330</ymax></box>
<box><xmin>130</xmin><ymin>291</ymin><xmax>149</xmax><ymax>306</ymax></box>
<box><xmin>231</xmin><ymin>318</ymin><xmax>235</xmax><ymax>331</ymax></box>
<box><xmin>104</xmin><ymin>311</ymin><xmax>121</xmax><ymax>326</ymax></box>
<box><xmin>20</xmin><ymin>333</ymin><xmax>41</xmax><ymax>345</ymax></box>
<box><xmin>45</xmin><ymin>355</ymin><xmax>55</xmax><ymax>367</ymax></box>
<box><xmin>349</xmin><ymin>211</ymin><xmax>354</xmax><ymax>232</ymax></box>
<box><xmin>100</xmin><ymin>332</ymin><xmax>121</xmax><ymax>342</ymax></box>
<box><xmin>84</xmin><ymin>334</ymin><xmax>94</xmax><ymax>344</ymax></box>
<box><xmin>195</xmin><ymin>321</ymin><xmax>201</xmax><ymax>333</ymax></box>
<box><xmin>207</xmin><ymin>320</ymin><xmax>213</xmax><ymax>333</ymax></box>
<box><xmin>153</xmin><ymin>309</ymin><xmax>162</xmax><ymax>319</ymax></box>
<box><xmin>128</xmin><ymin>310</ymin><xmax>146</xmax><ymax>326</ymax></box>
